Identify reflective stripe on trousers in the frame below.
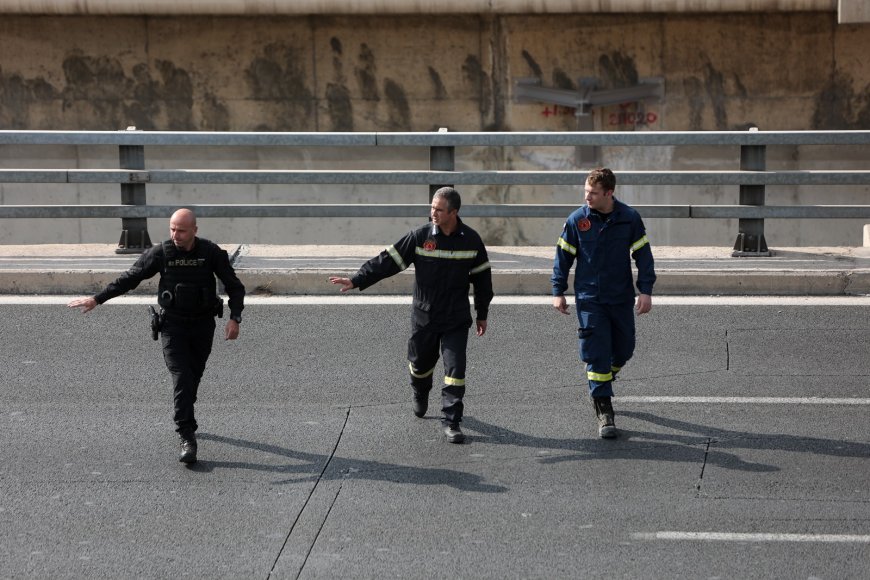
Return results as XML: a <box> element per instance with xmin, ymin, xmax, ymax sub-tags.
<box><xmin>407</xmin><ymin>323</ymin><xmax>470</xmax><ymax>424</ymax></box>
<box><xmin>576</xmin><ymin>299</ymin><xmax>635</xmax><ymax>398</ymax></box>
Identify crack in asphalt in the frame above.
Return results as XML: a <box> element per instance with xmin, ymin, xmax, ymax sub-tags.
<box><xmin>267</xmin><ymin>406</ymin><xmax>351</xmax><ymax>579</ymax></box>
<box><xmin>696</xmin><ymin>439</ymin><xmax>712</xmax><ymax>495</ymax></box>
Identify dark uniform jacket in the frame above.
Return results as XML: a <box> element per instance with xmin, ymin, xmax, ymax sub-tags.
<box><xmin>351</xmin><ymin>219</ymin><xmax>494</xmax><ymax>330</ymax></box>
<box><xmin>95</xmin><ymin>237</ymin><xmax>245</xmax><ymax>318</ymax></box>
<box><xmin>551</xmin><ymin>198</ymin><xmax>656</xmax><ymax>304</ymax></box>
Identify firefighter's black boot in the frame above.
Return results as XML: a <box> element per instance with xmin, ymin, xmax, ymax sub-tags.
<box><xmin>411</xmin><ymin>386</ymin><xmax>430</xmax><ymax>418</ymax></box>
<box><xmin>592</xmin><ymin>396</ymin><xmax>617</xmax><ymax>439</ymax></box>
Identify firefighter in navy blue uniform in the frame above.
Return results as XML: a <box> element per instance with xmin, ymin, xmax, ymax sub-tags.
<box><xmin>330</xmin><ymin>187</ymin><xmax>493</xmax><ymax>444</ymax></box>
<box><xmin>551</xmin><ymin>168</ymin><xmax>655</xmax><ymax>438</ymax></box>
<box><xmin>68</xmin><ymin>209</ymin><xmax>245</xmax><ymax>463</ymax></box>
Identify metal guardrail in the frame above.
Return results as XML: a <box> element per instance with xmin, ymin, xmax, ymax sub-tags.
<box><xmin>3</xmin><ymin>169</ymin><xmax>870</xmax><ymax>186</ymax></box>
<box><xmin>2</xmin><ymin>129</ymin><xmax>870</xmax><ymax>255</ymax></box>
<box><xmin>4</xmin><ymin>130</ymin><xmax>870</xmax><ymax>146</ymax></box>
<box><xmin>3</xmin><ymin>204</ymin><xmax>869</xmax><ymax>220</ymax></box>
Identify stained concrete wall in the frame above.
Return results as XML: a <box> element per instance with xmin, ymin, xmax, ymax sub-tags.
<box><xmin>1</xmin><ymin>13</ymin><xmax>869</xmax><ymax>247</ymax></box>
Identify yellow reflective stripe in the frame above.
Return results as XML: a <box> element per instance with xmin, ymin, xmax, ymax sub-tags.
<box><xmin>557</xmin><ymin>237</ymin><xmax>577</xmax><ymax>256</ymax></box>
<box><xmin>409</xmin><ymin>362</ymin><xmax>435</xmax><ymax>379</ymax></box>
<box><xmin>388</xmin><ymin>245</ymin><xmax>407</xmax><ymax>270</ymax></box>
<box><xmin>469</xmin><ymin>261</ymin><xmax>491</xmax><ymax>275</ymax></box>
<box><xmin>444</xmin><ymin>376</ymin><xmax>466</xmax><ymax>386</ymax></box>
<box><xmin>631</xmin><ymin>235</ymin><xmax>649</xmax><ymax>253</ymax></box>
<box><xmin>611</xmin><ymin>365</ymin><xmax>622</xmax><ymax>373</ymax></box>
<box><xmin>587</xmin><ymin>370</ymin><xmax>613</xmax><ymax>382</ymax></box>
<box><xmin>415</xmin><ymin>247</ymin><xmax>478</xmax><ymax>260</ymax></box>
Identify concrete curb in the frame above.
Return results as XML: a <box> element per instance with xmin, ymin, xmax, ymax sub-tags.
<box><xmin>3</xmin><ymin>268</ymin><xmax>870</xmax><ymax>296</ymax></box>
<box><xmin>655</xmin><ymin>270</ymin><xmax>870</xmax><ymax>296</ymax></box>
<box><xmin>2</xmin><ymin>244</ymin><xmax>868</xmax><ymax>296</ymax></box>
<box><xmin>0</xmin><ymin>271</ymin><xmax>158</xmax><ymax>296</ymax></box>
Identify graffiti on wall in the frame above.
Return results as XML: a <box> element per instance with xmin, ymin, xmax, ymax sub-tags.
<box><xmin>538</xmin><ymin>102</ymin><xmax>659</xmax><ymax>128</ymax></box>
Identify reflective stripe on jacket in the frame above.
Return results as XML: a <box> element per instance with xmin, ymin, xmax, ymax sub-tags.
<box><xmin>352</xmin><ymin>219</ymin><xmax>494</xmax><ymax>328</ymax></box>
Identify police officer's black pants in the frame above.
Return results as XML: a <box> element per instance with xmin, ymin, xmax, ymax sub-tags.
<box><xmin>407</xmin><ymin>323</ymin><xmax>469</xmax><ymax>425</ymax></box>
<box><xmin>160</xmin><ymin>315</ymin><xmax>215</xmax><ymax>437</ymax></box>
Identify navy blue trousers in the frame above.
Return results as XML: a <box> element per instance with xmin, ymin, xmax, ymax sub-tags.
<box><xmin>576</xmin><ymin>299</ymin><xmax>636</xmax><ymax>397</ymax></box>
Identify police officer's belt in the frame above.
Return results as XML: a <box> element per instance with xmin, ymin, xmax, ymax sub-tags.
<box><xmin>162</xmin><ymin>310</ymin><xmax>215</xmax><ymax>322</ymax></box>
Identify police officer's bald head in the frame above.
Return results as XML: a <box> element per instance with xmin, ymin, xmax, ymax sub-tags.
<box><xmin>169</xmin><ymin>208</ymin><xmax>198</xmax><ymax>251</ymax></box>
<box><xmin>171</xmin><ymin>208</ymin><xmax>197</xmax><ymax>227</ymax></box>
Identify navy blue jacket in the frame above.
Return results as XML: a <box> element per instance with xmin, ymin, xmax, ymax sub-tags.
<box><xmin>551</xmin><ymin>199</ymin><xmax>656</xmax><ymax>303</ymax></box>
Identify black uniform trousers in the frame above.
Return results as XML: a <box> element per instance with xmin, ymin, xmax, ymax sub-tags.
<box><xmin>408</xmin><ymin>321</ymin><xmax>470</xmax><ymax>425</ymax></box>
<box><xmin>160</xmin><ymin>313</ymin><xmax>216</xmax><ymax>437</ymax></box>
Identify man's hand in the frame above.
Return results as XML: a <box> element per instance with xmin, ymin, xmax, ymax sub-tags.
<box><xmin>68</xmin><ymin>297</ymin><xmax>97</xmax><ymax>313</ymax></box>
<box><xmin>553</xmin><ymin>295</ymin><xmax>570</xmax><ymax>315</ymax></box>
<box><xmin>225</xmin><ymin>319</ymin><xmax>240</xmax><ymax>341</ymax></box>
<box><xmin>329</xmin><ymin>276</ymin><xmax>355</xmax><ymax>293</ymax></box>
<box><xmin>636</xmin><ymin>293</ymin><xmax>652</xmax><ymax>315</ymax></box>
<box><xmin>475</xmin><ymin>319</ymin><xmax>487</xmax><ymax>337</ymax></box>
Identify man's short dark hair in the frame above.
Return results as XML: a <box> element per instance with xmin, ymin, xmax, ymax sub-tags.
<box><xmin>586</xmin><ymin>168</ymin><xmax>616</xmax><ymax>192</ymax></box>
<box><xmin>433</xmin><ymin>186</ymin><xmax>462</xmax><ymax>212</ymax></box>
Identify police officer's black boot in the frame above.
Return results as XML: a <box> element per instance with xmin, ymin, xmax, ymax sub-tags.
<box><xmin>592</xmin><ymin>396</ymin><xmax>617</xmax><ymax>439</ymax></box>
<box><xmin>179</xmin><ymin>433</ymin><xmax>197</xmax><ymax>463</ymax></box>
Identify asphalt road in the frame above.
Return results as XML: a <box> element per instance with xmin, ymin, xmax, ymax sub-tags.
<box><xmin>2</xmin><ymin>298</ymin><xmax>869</xmax><ymax>579</ymax></box>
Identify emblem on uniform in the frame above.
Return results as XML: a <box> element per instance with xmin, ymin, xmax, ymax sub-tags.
<box><xmin>578</xmin><ymin>218</ymin><xmax>591</xmax><ymax>232</ymax></box>
<box><xmin>423</xmin><ymin>238</ymin><xmax>437</xmax><ymax>251</ymax></box>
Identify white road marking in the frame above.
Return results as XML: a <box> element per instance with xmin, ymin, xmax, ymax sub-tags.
<box><xmin>4</xmin><ymin>295</ymin><xmax>870</xmax><ymax>305</ymax></box>
<box><xmin>649</xmin><ymin>296</ymin><xmax>870</xmax><ymax>306</ymax></box>
<box><xmin>619</xmin><ymin>396</ymin><xmax>870</xmax><ymax>405</ymax></box>
<box><xmin>633</xmin><ymin>531</ymin><xmax>870</xmax><ymax>543</ymax></box>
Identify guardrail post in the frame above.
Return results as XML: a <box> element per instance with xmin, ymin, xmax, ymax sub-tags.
<box><xmin>116</xmin><ymin>128</ymin><xmax>152</xmax><ymax>254</ymax></box>
<box><xmin>429</xmin><ymin>127</ymin><xmax>455</xmax><ymax>201</ymax></box>
<box><xmin>732</xmin><ymin>129</ymin><xmax>770</xmax><ymax>257</ymax></box>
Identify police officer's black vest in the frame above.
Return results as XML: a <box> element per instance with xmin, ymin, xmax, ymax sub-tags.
<box><xmin>157</xmin><ymin>240</ymin><xmax>218</xmax><ymax>316</ymax></box>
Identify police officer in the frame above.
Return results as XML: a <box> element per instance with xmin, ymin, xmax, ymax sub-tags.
<box><xmin>329</xmin><ymin>187</ymin><xmax>493</xmax><ymax>444</ymax></box>
<box><xmin>68</xmin><ymin>208</ymin><xmax>245</xmax><ymax>463</ymax></box>
<box><xmin>551</xmin><ymin>168</ymin><xmax>655</xmax><ymax>438</ymax></box>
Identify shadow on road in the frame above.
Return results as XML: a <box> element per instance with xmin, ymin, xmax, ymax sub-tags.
<box><xmin>462</xmin><ymin>415</ymin><xmax>778</xmax><ymax>472</ymax></box>
<box><xmin>463</xmin><ymin>410</ymin><xmax>869</xmax><ymax>472</ymax></box>
<box><xmin>621</xmin><ymin>410</ymin><xmax>870</xmax><ymax>459</ymax></box>
<box><xmin>192</xmin><ymin>432</ymin><xmax>508</xmax><ymax>493</ymax></box>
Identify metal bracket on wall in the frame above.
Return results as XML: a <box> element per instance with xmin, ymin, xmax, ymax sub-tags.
<box><xmin>513</xmin><ymin>76</ymin><xmax>664</xmax><ymax>116</ymax></box>
<box><xmin>514</xmin><ymin>77</ymin><xmax>663</xmax><ymax>165</ymax></box>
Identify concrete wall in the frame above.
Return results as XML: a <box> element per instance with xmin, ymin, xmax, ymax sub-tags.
<box><xmin>1</xmin><ymin>13</ymin><xmax>869</xmax><ymax>247</ymax></box>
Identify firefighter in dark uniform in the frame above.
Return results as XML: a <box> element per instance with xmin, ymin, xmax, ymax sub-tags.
<box><xmin>68</xmin><ymin>208</ymin><xmax>245</xmax><ymax>463</ymax></box>
<box><xmin>330</xmin><ymin>187</ymin><xmax>493</xmax><ymax>444</ymax></box>
<box><xmin>551</xmin><ymin>168</ymin><xmax>655</xmax><ymax>438</ymax></box>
